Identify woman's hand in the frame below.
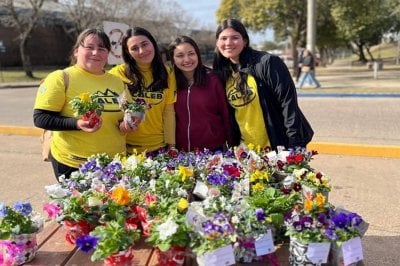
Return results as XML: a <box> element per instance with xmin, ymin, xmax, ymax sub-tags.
<box><xmin>119</xmin><ymin>120</ymin><xmax>138</xmax><ymax>133</ymax></box>
<box><xmin>77</xmin><ymin>117</ymin><xmax>102</xmax><ymax>132</ymax></box>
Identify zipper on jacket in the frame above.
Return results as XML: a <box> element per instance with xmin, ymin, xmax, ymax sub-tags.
<box><xmin>186</xmin><ymin>84</ymin><xmax>192</xmax><ymax>151</ymax></box>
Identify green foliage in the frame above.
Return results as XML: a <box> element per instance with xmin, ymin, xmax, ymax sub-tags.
<box><xmin>90</xmin><ymin>217</ymin><xmax>140</xmax><ymax>261</ymax></box>
<box><xmin>247</xmin><ymin>187</ymin><xmax>300</xmax><ymax>227</ymax></box>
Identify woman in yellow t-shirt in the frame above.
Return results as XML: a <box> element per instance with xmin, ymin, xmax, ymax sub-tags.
<box><xmin>33</xmin><ymin>28</ymin><xmax>135</xmax><ymax>180</ymax></box>
<box><xmin>109</xmin><ymin>27</ymin><xmax>177</xmax><ymax>155</ymax></box>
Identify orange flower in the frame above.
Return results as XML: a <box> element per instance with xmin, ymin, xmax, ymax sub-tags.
<box><xmin>304</xmin><ymin>198</ymin><xmax>313</xmax><ymax>212</ymax></box>
<box><xmin>316</xmin><ymin>193</ymin><xmax>326</xmax><ymax>208</ymax></box>
<box><xmin>111</xmin><ymin>186</ymin><xmax>131</xmax><ymax>205</ymax></box>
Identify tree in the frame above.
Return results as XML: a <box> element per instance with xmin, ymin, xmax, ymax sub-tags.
<box><xmin>332</xmin><ymin>0</ymin><xmax>400</xmax><ymax>63</ymax></box>
<box><xmin>0</xmin><ymin>0</ymin><xmax>44</xmax><ymax>78</ymax></box>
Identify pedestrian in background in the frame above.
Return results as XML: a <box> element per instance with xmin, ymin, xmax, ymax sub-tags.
<box><xmin>297</xmin><ymin>48</ymin><xmax>321</xmax><ymax>89</ymax></box>
<box><xmin>33</xmin><ymin>28</ymin><xmax>135</xmax><ymax>180</ymax></box>
<box><xmin>169</xmin><ymin>35</ymin><xmax>232</xmax><ymax>152</ymax></box>
<box><xmin>109</xmin><ymin>27</ymin><xmax>177</xmax><ymax>155</ymax></box>
<box><xmin>213</xmin><ymin>18</ymin><xmax>314</xmax><ymax>151</ymax></box>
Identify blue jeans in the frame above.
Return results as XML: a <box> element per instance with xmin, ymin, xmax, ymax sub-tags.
<box><xmin>297</xmin><ymin>70</ymin><xmax>321</xmax><ymax>88</ymax></box>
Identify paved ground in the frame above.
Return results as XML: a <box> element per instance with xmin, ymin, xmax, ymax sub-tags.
<box><xmin>1</xmin><ymin>64</ymin><xmax>400</xmax><ymax>265</ymax></box>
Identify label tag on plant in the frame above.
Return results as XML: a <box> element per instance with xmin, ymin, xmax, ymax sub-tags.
<box><xmin>199</xmin><ymin>245</ymin><xmax>235</xmax><ymax>266</ymax></box>
<box><xmin>342</xmin><ymin>237</ymin><xmax>363</xmax><ymax>265</ymax></box>
<box><xmin>186</xmin><ymin>204</ymin><xmax>207</xmax><ymax>231</ymax></box>
<box><xmin>255</xmin><ymin>229</ymin><xmax>275</xmax><ymax>255</ymax></box>
<box><xmin>306</xmin><ymin>242</ymin><xmax>331</xmax><ymax>264</ymax></box>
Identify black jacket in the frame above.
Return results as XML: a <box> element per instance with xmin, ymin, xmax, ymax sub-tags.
<box><xmin>231</xmin><ymin>48</ymin><xmax>314</xmax><ymax>150</ymax></box>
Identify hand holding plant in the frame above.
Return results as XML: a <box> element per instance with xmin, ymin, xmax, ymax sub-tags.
<box><xmin>70</xmin><ymin>92</ymin><xmax>103</xmax><ymax>127</ymax></box>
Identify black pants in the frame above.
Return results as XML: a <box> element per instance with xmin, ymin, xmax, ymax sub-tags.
<box><xmin>50</xmin><ymin>152</ymin><xmax>78</xmax><ymax>181</ymax></box>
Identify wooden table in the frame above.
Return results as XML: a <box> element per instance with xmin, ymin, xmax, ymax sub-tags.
<box><xmin>25</xmin><ymin>222</ymin><xmax>289</xmax><ymax>265</ymax></box>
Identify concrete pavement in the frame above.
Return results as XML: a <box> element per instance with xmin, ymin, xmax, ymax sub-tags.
<box><xmin>1</xmin><ymin>65</ymin><xmax>400</xmax><ymax>265</ymax></box>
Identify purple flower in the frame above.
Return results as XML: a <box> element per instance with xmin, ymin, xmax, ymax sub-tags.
<box><xmin>300</xmin><ymin>216</ymin><xmax>314</xmax><ymax>229</ymax></box>
<box><xmin>293</xmin><ymin>221</ymin><xmax>303</xmax><ymax>232</ymax></box>
<box><xmin>316</xmin><ymin>213</ymin><xmax>327</xmax><ymax>228</ymax></box>
<box><xmin>207</xmin><ymin>172</ymin><xmax>228</xmax><ymax>186</ymax></box>
<box><xmin>331</xmin><ymin>213</ymin><xmax>349</xmax><ymax>229</ymax></box>
<box><xmin>348</xmin><ymin>212</ymin><xmax>362</xmax><ymax>227</ymax></box>
<box><xmin>0</xmin><ymin>203</ymin><xmax>8</xmax><ymax>218</ymax></box>
<box><xmin>324</xmin><ymin>228</ymin><xmax>338</xmax><ymax>240</ymax></box>
<box><xmin>13</xmin><ymin>202</ymin><xmax>32</xmax><ymax>216</ymax></box>
<box><xmin>76</xmin><ymin>235</ymin><xmax>98</xmax><ymax>253</ymax></box>
<box><xmin>255</xmin><ymin>208</ymin><xmax>266</xmax><ymax>221</ymax></box>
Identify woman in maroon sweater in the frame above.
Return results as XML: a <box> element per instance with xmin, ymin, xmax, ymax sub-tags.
<box><xmin>169</xmin><ymin>36</ymin><xmax>232</xmax><ymax>152</ymax></box>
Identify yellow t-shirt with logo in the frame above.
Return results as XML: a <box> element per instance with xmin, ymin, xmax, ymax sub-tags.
<box><xmin>34</xmin><ymin>65</ymin><xmax>129</xmax><ymax>168</ymax></box>
<box><xmin>226</xmin><ymin>73</ymin><xmax>270</xmax><ymax>148</ymax></box>
<box><xmin>109</xmin><ymin>63</ymin><xmax>177</xmax><ymax>153</ymax></box>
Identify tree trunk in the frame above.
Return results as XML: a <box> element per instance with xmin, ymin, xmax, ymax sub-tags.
<box><xmin>356</xmin><ymin>43</ymin><xmax>367</xmax><ymax>63</ymax></box>
<box><xmin>366</xmin><ymin>47</ymin><xmax>375</xmax><ymax>61</ymax></box>
<box><xmin>19</xmin><ymin>38</ymin><xmax>33</xmax><ymax>78</ymax></box>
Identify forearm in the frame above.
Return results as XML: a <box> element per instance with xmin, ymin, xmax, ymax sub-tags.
<box><xmin>33</xmin><ymin>109</ymin><xmax>79</xmax><ymax>130</ymax></box>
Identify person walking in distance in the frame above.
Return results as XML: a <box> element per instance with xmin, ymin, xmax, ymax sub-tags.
<box><xmin>297</xmin><ymin>48</ymin><xmax>321</xmax><ymax>89</ymax></box>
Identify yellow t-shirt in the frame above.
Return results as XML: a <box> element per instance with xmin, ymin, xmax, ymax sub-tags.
<box><xmin>226</xmin><ymin>73</ymin><xmax>270</xmax><ymax>148</ymax></box>
<box><xmin>109</xmin><ymin>63</ymin><xmax>177</xmax><ymax>153</ymax></box>
<box><xmin>34</xmin><ymin>65</ymin><xmax>129</xmax><ymax>168</ymax></box>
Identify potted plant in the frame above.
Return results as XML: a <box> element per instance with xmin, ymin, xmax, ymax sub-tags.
<box><xmin>284</xmin><ymin>193</ymin><xmax>333</xmax><ymax>265</ymax></box>
<box><xmin>0</xmin><ymin>202</ymin><xmax>43</xmax><ymax>265</ymax></box>
<box><xmin>69</xmin><ymin>92</ymin><xmax>103</xmax><ymax>127</ymax></box>
<box><xmin>146</xmin><ymin>199</ymin><xmax>191</xmax><ymax>266</ymax></box>
<box><xmin>76</xmin><ymin>217</ymin><xmax>141</xmax><ymax>265</ymax></box>
<box><xmin>118</xmin><ymin>93</ymin><xmax>151</xmax><ymax>128</ymax></box>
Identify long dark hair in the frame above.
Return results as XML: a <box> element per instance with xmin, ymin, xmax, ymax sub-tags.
<box><xmin>121</xmin><ymin>27</ymin><xmax>168</xmax><ymax>94</ymax></box>
<box><xmin>70</xmin><ymin>28</ymin><xmax>111</xmax><ymax>65</ymax></box>
<box><xmin>213</xmin><ymin>18</ymin><xmax>252</xmax><ymax>99</ymax></box>
<box><xmin>168</xmin><ymin>35</ymin><xmax>208</xmax><ymax>89</ymax></box>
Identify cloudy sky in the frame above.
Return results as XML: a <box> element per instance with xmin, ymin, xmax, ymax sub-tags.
<box><xmin>173</xmin><ymin>0</ymin><xmax>274</xmax><ymax>44</ymax></box>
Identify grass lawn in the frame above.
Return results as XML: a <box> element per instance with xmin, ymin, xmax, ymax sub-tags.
<box><xmin>0</xmin><ymin>69</ymin><xmax>53</xmax><ymax>83</ymax></box>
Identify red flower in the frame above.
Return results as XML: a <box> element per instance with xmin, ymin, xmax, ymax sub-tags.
<box><xmin>223</xmin><ymin>165</ymin><xmax>241</xmax><ymax>178</ymax></box>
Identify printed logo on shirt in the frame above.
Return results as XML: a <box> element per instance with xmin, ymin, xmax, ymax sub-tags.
<box><xmin>133</xmin><ymin>91</ymin><xmax>163</xmax><ymax>106</ymax></box>
<box><xmin>97</xmin><ymin>88</ymin><xmax>122</xmax><ymax>112</ymax></box>
<box><xmin>226</xmin><ymin>85</ymin><xmax>256</xmax><ymax>108</ymax></box>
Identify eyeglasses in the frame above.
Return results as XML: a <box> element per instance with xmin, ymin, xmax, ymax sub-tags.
<box><xmin>80</xmin><ymin>44</ymin><xmax>108</xmax><ymax>53</ymax></box>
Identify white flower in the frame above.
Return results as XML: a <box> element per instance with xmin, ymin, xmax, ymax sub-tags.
<box><xmin>157</xmin><ymin>218</ymin><xmax>178</xmax><ymax>240</ymax></box>
<box><xmin>45</xmin><ymin>184</ymin><xmax>69</xmax><ymax>198</ymax></box>
<box><xmin>88</xmin><ymin>196</ymin><xmax>103</xmax><ymax>207</ymax></box>
<box><xmin>231</xmin><ymin>215</ymin><xmax>240</xmax><ymax>224</ymax></box>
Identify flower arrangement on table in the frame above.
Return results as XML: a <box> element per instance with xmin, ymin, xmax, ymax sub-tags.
<box><xmin>0</xmin><ymin>202</ymin><xmax>43</xmax><ymax>265</ymax></box>
<box><xmin>69</xmin><ymin>92</ymin><xmax>104</xmax><ymax>127</ymax></box>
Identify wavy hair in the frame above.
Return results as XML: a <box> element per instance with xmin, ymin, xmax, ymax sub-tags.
<box><xmin>121</xmin><ymin>27</ymin><xmax>168</xmax><ymax>94</ymax></box>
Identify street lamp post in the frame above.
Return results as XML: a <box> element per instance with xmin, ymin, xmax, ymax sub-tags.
<box><xmin>306</xmin><ymin>0</ymin><xmax>316</xmax><ymax>54</ymax></box>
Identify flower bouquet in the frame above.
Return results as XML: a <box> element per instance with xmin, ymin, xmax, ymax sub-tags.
<box><xmin>118</xmin><ymin>92</ymin><xmax>151</xmax><ymax>128</ymax></box>
<box><xmin>69</xmin><ymin>92</ymin><xmax>103</xmax><ymax>127</ymax></box>
<box><xmin>0</xmin><ymin>202</ymin><xmax>43</xmax><ymax>265</ymax></box>
<box><xmin>76</xmin><ymin>217</ymin><xmax>141</xmax><ymax>265</ymax></box>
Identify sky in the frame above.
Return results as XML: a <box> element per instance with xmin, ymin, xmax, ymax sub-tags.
<box><xmin>173</xmin><ymin>0</ymin><xmax>274</xmax><ymax>45</ymax></box>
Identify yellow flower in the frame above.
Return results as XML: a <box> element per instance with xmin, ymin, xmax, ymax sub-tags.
<box><xmin>111</xmin><ymin>186</ymin><xmax>131</xmax><ymax>205</ymax></box>
<box><xmin>178</xmin><ymin>166</ymin><xmax>193</xmax><ymax>182</ymax></box>
<box><xmin>248</xmin><ymin>143</ymin><xmax>255</xmax><ymax>150</ymax></box>
<box><xmin>177</xmin><ymin>198</ymin><xmax>189</xmax><ymax>212</ymax></box>
<box><xmin>315</xmin><ymin>193</ymin><xmax>326</xmax><ymax>207</ymax></box>
<box><xmin>252</xmin><ymin>182</ymin><xmax>264</xmax><ymax>192</ymax></box>
<box><xmin>307</xmin><ymin>172</ymin><xmax>316</xmax><ymax>182</ymax></box>
<box><xmin>79</xmin><ymin>92</ymin><xmax>90</xmax><ymax>103</ymax></box>
<box><xmin>304</xmin><ymin>198</ymin><xmax>313</xmax><ymax>212</ymax></box>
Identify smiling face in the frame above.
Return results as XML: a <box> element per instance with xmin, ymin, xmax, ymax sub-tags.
<box><xmin>74</xmin><ymin>34</ymin><xmax>109</xmax><ymax>74</ymax></box>
<box><xmin>216</xmin><ymin>27</ymin><xmax>246</xmax><ymax>64</ymax></box>
<box><xmin>126</xmin><ymin>35</ymin><xmax>155</xmax><ymax>65</ymax></box>
<box><xmin>172</xmin><ymin>42</ymin><xmax>198</xmax><ymax>79</ymax></box>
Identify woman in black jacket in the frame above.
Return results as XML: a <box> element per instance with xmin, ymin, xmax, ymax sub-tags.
<box><xmin>213</xmin><ymin>18</ymin><xmax>314</xmax><ymax>151</ymax></box>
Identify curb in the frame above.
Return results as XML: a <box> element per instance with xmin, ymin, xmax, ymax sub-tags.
<box><xmin>1</xmin><ymin>125</ymin><xmax>400</xmax><ymax>159</ymax></box>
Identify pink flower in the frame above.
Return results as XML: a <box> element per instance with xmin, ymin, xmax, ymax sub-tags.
<box><xmin>43</xmin><ymin>202</ymin><xmax>61</xmax><ymax>219</ymax></box>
